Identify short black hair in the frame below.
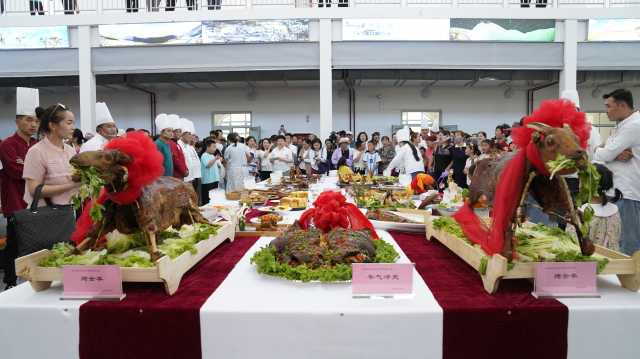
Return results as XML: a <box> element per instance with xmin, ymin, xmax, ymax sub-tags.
<box><xmin>126</xmin><ymin>127</ymin><xmax>136</xmax><ymax>132</ymax></box>
<box><xmin>603</xmin><ymin>89</ymin><xmax>634</xmax><ymax>109</ymax></box>
<box><xmin>204</xmin><ymin>139</ymin><xmax>216</xmax><ymax>148</ymax></box>
<box><xmin>275</xmin><ymin>135</ymin><xmax>285</xmax><ymax>141</ymax></box>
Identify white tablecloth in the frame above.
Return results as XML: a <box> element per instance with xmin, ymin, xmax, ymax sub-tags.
<box><xmin>0</xmin><ymin>282</ymin><xmax>85</xmax><ymax>359</ymax></box>
<box><xmin>560</xmin><ymin>276</ymin><xmax>640</xmax><ymax>359</ymax></box>
<box><xmin>199</xmin><ymin>231</ymin><xmax>444</xmax><ymax>359</ymax></box>
<box><xmin>1</xmin><ymin>233</ymin><xmax>640</xmax><ymax>359</ymax></box>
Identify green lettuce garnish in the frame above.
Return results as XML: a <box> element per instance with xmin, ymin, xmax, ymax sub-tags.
<box><xmin>250</xmin><ymin>239</ymin><xmax>400</xmax><ymax>282</ymax></box>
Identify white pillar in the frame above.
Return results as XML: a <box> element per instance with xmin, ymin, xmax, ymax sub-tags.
<box><xmin>559</xmin><ymin>19</ymin><xmax>578</xmax><ymax>99</ymax></box>
<box><xmin>319</xmin><ymin>18</ymin><xmax>333</xmax><ymax>141</ymax></box>
<box><xmin>78</xmin><ymin>25</ymin><xmax>96</xmax><ymax>136</ymax></box>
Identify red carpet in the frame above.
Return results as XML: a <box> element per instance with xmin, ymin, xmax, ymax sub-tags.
<box><xmin>390</xmin><ymin>231</ymin><xmax>568</xmax><ymax>359</ymax></box>
<box><xmin>79</xmin><ymin>236</ymin><xmax>259</xmax><ymax>359</ymax></box>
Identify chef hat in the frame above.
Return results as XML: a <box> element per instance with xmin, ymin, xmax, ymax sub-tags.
<box><xmin>561</xmin><ymin>90</ymin><xmax>580</xmax><ymax>109</ymax></box>
<box><xmin>95</xmin><ymin>102</ymin><xmax>115</xmax><ymax>126</ymax></box>
<box><xmin>179</xmin><ymin>117</ymin><xmax>191</xmax><ymax>133</ymax></box>
<box><xmin>396</xmin><ymin>127</ymin><xmax>411</xmax><ymax>143</ymax></box>
<box><xmin>167</xmin><ymin>114</ymin><xmax>181</xmax><ymax>131</ymax></box>
<box><xmin>16</xmin><ymin>87</ymin><xmax>40</xmax><ymax>116</ymax></box>
<box><xmin>186</xmin><ymin>120</ymin><xmax>196</xmax><ymax>135</ymax></box>
<box><xmin>155</xmin><ymin>113</ymin><xmax>171</xmax><ymax>132</ymax></box>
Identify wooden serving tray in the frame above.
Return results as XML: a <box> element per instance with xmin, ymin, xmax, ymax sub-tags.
<box><xmin>424</xmin><ymin>215</ymin><xmax>640</xmax><ymax>294</ymax></box>
<box><xmin>15</xmin><ymin>221</ymin><xmax>236</xmax><ymax>295</ymax></box>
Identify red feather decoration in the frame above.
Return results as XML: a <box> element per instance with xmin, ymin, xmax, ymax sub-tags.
<box><xmin>453</xmin><ymin>99</ymin><xmax>590</xmax><ymax>258</ymax></box>
<box><xmin>70</xmin><ymin>131</ymin><xmax>164</xmax><ymax>244</ymax></box>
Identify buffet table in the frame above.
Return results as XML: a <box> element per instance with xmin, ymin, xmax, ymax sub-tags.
<box><xmin>200</xmin><ymin>232</ymin><xmax>443</xmax><ymax>359</ymax></box>
<box><xmin>1</xmin><ymin>230</ymin><xmax>639</xmax><ymax>359</ymax></box>
<box><xmin>1</xmin><ymin>178</ymin><xmax>640</xmax><ymax>359</ymax></box>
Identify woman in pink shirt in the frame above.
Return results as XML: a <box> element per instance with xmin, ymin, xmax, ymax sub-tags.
<box><xmin>23</xmin><ymin>104</ymin><xmax>79</xmax><ymax>206</ymax></box>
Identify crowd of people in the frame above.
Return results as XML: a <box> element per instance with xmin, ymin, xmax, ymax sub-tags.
<box><xmin>0</xmin><ymin>87</ymin><xmax>639</xmax><ymax>291</ymax></box>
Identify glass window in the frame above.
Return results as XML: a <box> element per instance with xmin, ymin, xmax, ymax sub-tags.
<box><xmin>585</xmin><ymin>112</ymin><xmax>615</xmax><ymax>143</ymax></box>
<box><xmin>212</xmin><ymin>112</ymin><xmax>251</xmax><ymax>138</ymax></box>
<box><xmin>401</xmin><ymin>111</ymin><xmax>440</xmax><ymax>133</ymax></box>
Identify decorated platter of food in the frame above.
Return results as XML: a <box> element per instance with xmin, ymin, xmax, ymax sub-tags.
<box><xmin>365</xmin><ymin>210</ymin><xmax>426</xmax><ymax>232</ymax></box>
<box><xmin>16</xmin><ymin>132</ymin><xmax>237</xmax><ymax>295</ymax></box>
<box><xmin>250</xmin><ymin>191</ymin><xmax>400</xmax><ymax>283</ymax></box>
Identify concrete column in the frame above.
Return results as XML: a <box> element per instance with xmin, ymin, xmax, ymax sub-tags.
<box><xmin>319</xmin><ymin>18</ymin><xmax>333</xmax><ymax>141</ymax></box>
<box><xmin>78</xmin><ymin>25</ymin><xmax>96</xmax><ymax>136</ymax></box>
<box><xmin>559</xmin><ymin>19</ymin><xmax>578</xmax><ymax>100</ymax></box>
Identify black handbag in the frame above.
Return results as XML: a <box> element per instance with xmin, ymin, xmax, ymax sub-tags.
<box><xmin>14</xmin><ymin>184</ymin><xmax>76</xmax><ymax>257</ymax></box>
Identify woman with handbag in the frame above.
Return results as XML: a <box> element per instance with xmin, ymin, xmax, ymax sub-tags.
<box><xmin>17</xmin><ymin>104</ymin><xmax>80</xmax><ymax>257</ymax></box>
<box><xmin>23</xmin><ymin>104</ymin><xmax>79</xmax><ymax>207</ymax></box>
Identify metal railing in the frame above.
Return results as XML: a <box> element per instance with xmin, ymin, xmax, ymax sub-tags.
<box><xmin>0</xmin><ymin>0</ymin><xmax>638</xmax><ymax>15</ymax></box>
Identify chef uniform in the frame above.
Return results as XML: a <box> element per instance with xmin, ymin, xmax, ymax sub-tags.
<box><xmin>0</xmin><ymin>87</ymin><xmax>39</xmax><ymax>289</ymax></box>
<box><xmin>166</xmin><ymin>114</ymin><xmax>188</xmax><ymax>180</ymax></box>
<box><xmin>80</xmin><ymin>102</ymin><xmax>116</xmax><ymax>153</ymax></box>
<box><xmin>178</xmin><ymin>118</ymin><xmax>202</xmax><ymax>201</ymax></box>
<box><xmin>155</xmin><ymin>114</ymin><xmax>174</xmax><ymax>177</ymax></box>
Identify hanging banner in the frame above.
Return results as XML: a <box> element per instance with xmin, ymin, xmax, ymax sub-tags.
<box><xmin>202</xmin><ymin>20</ymin><xmax>310</xmax><ymax>43</ymax></box>
<box><xmin>342</xmin><ymin>19</ymin><xmax>450</xmax><ymax>41</ymax></box>
<box><xmin>450</xmin><ymin>19</ymin><xmax>556</xmax><ymax>42</ymax></box>
<box><xmin>588</xmin><ymin>19</ymin><xmax>640</xmax><ymax>41</ymax></box>
<box><xmin>0</xmin><ymin>26</ymin><xmax>69</xmax><ymax>49</ymax></box>
<box><xmin>99</xmin><ymin>22</ymin><xmax>203</xmax><ymax>46</ymax></box>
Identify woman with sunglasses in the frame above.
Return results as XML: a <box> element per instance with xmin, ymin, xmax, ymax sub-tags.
<box><xmin>22</xmin><ymin>104</ymin><xmax>80</xmax><ymax>207</ymax></box>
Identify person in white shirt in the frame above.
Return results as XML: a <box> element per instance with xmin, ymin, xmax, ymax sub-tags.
<box><xmin>257</xmin><ymin>138</ymin><xmax>274</xmax><ymax>181</ymax></box>
<box><xmin>269</xmin><ymin>135</ymin><xmax>294</xmax><ymax>173</ymax></box>
<box><xmin>298</xmin><ymin>139</ymin><xmax>311</xmax><ymax>173</ymax></box>
<box><xmin>245</xmin><ymin>136</ymin><xmax>259</xmax><ymax>178</ymax></box>
<box><xmin>177</xmin><ymin>118</ymin><xmax>202</xmax><ymax>201</ymax></box>
<box><xmin>362</xmin><ymin>141</ymin><xmax>381</xmax><ymax>175</ymax></box>
<box><xmin>370</xmin><ymin>132</ymin><xmax>383</xmax><ymax>151</ymax></box>
<box><xmin>593</xmin><ymin>89</ymin><xmax>640</xmax><ymax>255</ymax></box>
<box><xmin>304</xmin><ymin>138</ymin><xmax>327</xmax><ymax>174</ymax></box>
<box><xmin>352</xmin><ymin>141</ymin><xmax>366</xmax><ymax>174</ymax></box>
<box><xmin>80</xmin><ymin>102</ymin><xmax>117</xmax><ymax>153</ymax></box>
<box><xmin>384</xmin><ymin>127</ymin><xmax>425</xmax><ymax>178</ymax></box>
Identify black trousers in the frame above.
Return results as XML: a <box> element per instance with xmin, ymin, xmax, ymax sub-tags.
<box><xmin>191</xmin><ymin>178</ymin><xmax>202</xmax><ymax>206</ymax></box>
<box><xmin>126</xmin><ymin>0</ymin><xmax>139</xmax><ymax>12</ymax></box>
<box><xmin>207</xmin><ymin>0</ymin><xmax>220</xmax><ymax>9</ymax></box>
<box><xmin>30</xmin><ymin>1</ymin><xmax>44</xmax><ymax>15</ymax></box>
<box><xmin>165</xmin><ymin>0</ymin><xmax>175</xmax><ymax>10</ymax></box>
<box><xmin>2</xmin><ymin>216</ymin><xmax>17</xmax><ymax>286</ymax></box>
<box><xmin>201</xmin><ymin>182</ymin><xmax>219</xmax><ymax>205</ymax></box>
<box><xmin>259</xmin><ymin>170</ymin><xmax>272</xmax><ymax>182</ymax></box>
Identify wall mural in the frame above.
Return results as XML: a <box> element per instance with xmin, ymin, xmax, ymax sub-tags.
<box><xmin>449</xmin><ymin>19</ymin><xmax>556</xmax><ymax>42</ymax></box>
<box><xmin>0</xmin><ymin>26</ymin><xmax>69</xmax><ymax>49</ymax></box>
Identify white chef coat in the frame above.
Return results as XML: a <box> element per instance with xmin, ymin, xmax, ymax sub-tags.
<box><xmin>79</xmin><ymin>134</ymin><xmax>108</xmax><ymax>153</ymax></box>
<box><xmin>179</xmin><ymin>139</ymin><xmax>201</xmax><ymax>182</ymax></box>
<box><xmin>594</xmin><ymin>111</ymin><xmax>640</xmax><ymax>201</ymax></box>
<box><xmin>384</xmin><ymin>143</ymin><xmax>424</xmax><ymax>176</ymax></box>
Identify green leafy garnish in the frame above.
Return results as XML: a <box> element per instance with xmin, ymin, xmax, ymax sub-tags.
<box><xmin>250</xmin><ymin>239</ymin><xmax>400</xmax><ymax>282</ymax></box>
<box><xmin>479</xmin><ymin>256</ymin><xmax>488</xmax><ymax>275</ymax></box>
<box><xmin>38</xmin><ymin>242</ymin><xmax>105</xmax><ymax>267</ymax></box>
<box><xmin>546</xmin><ymin>154</ymin><xmax>576</xmax><ymax>180</ymax></box>
<box><xmin>71</xmin><ymin>166</ymin><xmax>105</xmax><ymax>222</ymax></box>
<box><xmin>432</xmin><ymin>218</ymin><xmax>608</xmax><ymax>272</ymax></box>
<box><xmin>38</xmin><ymin>223</ymin><xmax>221</xmax><ymax>267</ymax></box>
<box><xmin>576</xmin><ymin>163</ymin><xmax>601</xmax><ymax>208</ymax></box>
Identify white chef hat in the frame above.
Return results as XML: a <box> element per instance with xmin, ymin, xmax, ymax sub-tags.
<box><xmin>167</xmin><ymin>114</ymin><xmax>181</xmax><ymax>131</ymax></box>
<box><xmin>16</xmin><ymin>87</ymin><xmax>40</xmax><ymax>117</ymax></box>
<box><xmin>561</xmin><ymin>90</ymin><xmax>580</xmax><ymax>109</ymax></box>
<box><xmin>95</xmin><ymin>102</ymin><xmax>115</xmax><ymax>126</ymax></box>
<box><xmin>186</xmin><ymin>120</ymin><xmax>196</xmax><ymax>135</ymax></box>
<box><xmin>396</xmin><ymin>126</ymin><xmax>411</xmax><ymax>143</ymax></box>
<box><xmin>155</xmin><ymin>113</ymin><xmax>171</xmax><ymax>132</ymax></box>
<box><xmin>178</xmin><ymin>117</ymin><xmax>191</xmax><ymax>133</ymax></box>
